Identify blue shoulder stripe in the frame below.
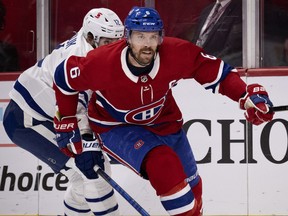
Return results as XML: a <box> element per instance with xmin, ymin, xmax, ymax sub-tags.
<box><xmin>54</xmin><ymin>60</ymin><xmax>76</xmax><ymax>94</ymax></box>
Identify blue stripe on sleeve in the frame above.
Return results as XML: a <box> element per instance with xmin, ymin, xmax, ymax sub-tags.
<box><xmin>14</xmin><ymin>81</ymin><xmax>53</xmax><ymax>120</ymax></box>
<box><xmin>205</xmin><ymin>62</ymin><xmax>234</xmax><ymax>93</ymax></box>
<box><xmin>54</xmin><ymin>60</ymin><xmax>76</xmax><ymax>94</ymax></box>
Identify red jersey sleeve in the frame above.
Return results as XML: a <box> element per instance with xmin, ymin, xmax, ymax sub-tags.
<box><xmin>218</xmin><ymin>71</ymin><xmax>246</xmax><ymax>101</ymax></box>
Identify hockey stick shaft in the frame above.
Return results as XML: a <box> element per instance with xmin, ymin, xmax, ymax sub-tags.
<box><xmin>270</xmin><ymin>105</ymin><xmax>288</xmax><ymax>112</ymax></box>
<box><xmin>95</xmin><ymin>167</ymin><xmax>150</xmax><ymax>216</ymax></box>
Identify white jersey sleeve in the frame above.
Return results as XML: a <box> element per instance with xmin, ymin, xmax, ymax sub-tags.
<box><xmin>9</xmin><ymin>28</ymin><xmax>93</xmax><ymax>121</ymax></box>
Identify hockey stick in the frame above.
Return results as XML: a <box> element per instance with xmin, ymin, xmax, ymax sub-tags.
<box><xmin>270</xmin><ymin>105</ymin><xmax>288</xmax><ymax>112</ymax></box>
<box><xmin>94</xmin><ymin>166</ymin><xmax>150</xmax><ymax>216</ymax></box>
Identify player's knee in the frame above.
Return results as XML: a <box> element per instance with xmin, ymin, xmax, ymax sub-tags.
<box><xmin>142</xmin><ymin>145</ymin><xmax>203</xmax><ymax>216</ymax></box>
<box><xmin>142</xmin><ymin>145</ymin><xmax>187</xmax><ymax>195</ymax></box>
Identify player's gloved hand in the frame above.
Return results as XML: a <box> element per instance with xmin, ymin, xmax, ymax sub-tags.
<box><xmin>54</xmin><ymin>115</ymin><xmax>82</xmax><ymax>157</ymax></box>
<box><xmin>239</xmin><ymin>83</ymin><xmax>274</xmax><ymax>125</ymax></box>
<box><xmin>75</xmin><ymin>134</ymin><xmax>104</xmax><ymax>179</ymax></box>
<box><xmin>81</xmin><ymin>133</ymin><xmax>102</xmax><ymax>152</ymax></box>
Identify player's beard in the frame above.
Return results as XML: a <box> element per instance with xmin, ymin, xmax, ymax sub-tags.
<box><xmin>132</xmin><ymin>47</ymin><xmax>156</xmax><ymax>66</ymax></box>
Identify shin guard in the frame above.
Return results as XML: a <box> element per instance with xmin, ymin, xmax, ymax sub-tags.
<box><xmin>62</xmin><ymin>168</ymin><xmax>92</xmax><ymax>216</ymax></box>
<box><xmin>83</xmin><ymin>178</ymin><xmax>119</xmax><ymax>215</ymax></box>
<box><xmin>83</xmin><ymin>154</ymin><xmax>119</xmax><ymax>215</ymax></box>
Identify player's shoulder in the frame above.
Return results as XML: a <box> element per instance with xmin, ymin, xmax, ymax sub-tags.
<box><xmin>87</xmin><ymin>39</ymin><xmax>126</xmax><ymax>58</ymax></box>
<box><xmin>162</xmin><ymin>36</ymin><xmax>196</xmax><ymax>48</ymax></box>
<box><xmin>161</xmin><ymin>37</ymin><xmax>199</xmax><ymax>55</ymax></box>
<box><xmin>101</xmin><ymin>39</ymin><xmax>126</xmax><ymax>51</ymax></box>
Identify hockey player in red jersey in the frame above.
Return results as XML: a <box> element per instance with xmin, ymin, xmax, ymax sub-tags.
<box><xmin>53</xmin><ymin>6</ymin><xmax>274</xmax><ymax>216</ymax></box>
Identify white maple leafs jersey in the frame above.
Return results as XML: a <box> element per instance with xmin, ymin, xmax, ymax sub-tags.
<box><xmin>9</xmin><ymin>28</ymin><xmax>93</xmax><ymax>122</ymax></box>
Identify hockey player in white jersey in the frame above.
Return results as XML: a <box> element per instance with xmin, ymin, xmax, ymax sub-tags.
<box><xmin>3</xmin><ymin>8</ymin><xmax>124</xmax><ymax>216</ymax></box>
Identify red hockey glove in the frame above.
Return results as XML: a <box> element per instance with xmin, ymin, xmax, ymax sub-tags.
<box><xmin>54</xmin><ymin>115</ymin><xmax>83</xmax><ymax>157</ymax></box>
<box><xmin>239</xmin><ymin>84</ymin><xmax>274</xmax><ymax>125</ymax></box>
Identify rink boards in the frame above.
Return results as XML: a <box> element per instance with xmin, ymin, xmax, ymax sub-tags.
<box><xmin>0</xmin><ymin>73</ymin><xmax>288</xmax><ymax>216</ymax></box>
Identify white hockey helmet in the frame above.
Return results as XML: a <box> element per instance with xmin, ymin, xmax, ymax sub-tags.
<box><xmin>82</xmin><ymin>8</ymin><xmax>124</xmax><ymax>44</ymax></box>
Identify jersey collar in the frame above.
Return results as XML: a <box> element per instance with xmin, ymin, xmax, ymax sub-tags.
<box><xmin>121</xmin><ymin>46</ymin><xmax>160</xmax><ymax>83</ymax></box>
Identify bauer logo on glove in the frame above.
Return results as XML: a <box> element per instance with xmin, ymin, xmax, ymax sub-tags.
<box><xmin>54</xmin><ymin>122</ymin><xmax>75</xmax><ymax>130</ymax></box>
<box><xmin>239</xmin><ymin>83</ymin><xmax>274</xmax><ymax>125</ymax></box>
<box><xmin>53</xmin><ymin>114</ymin><xmax>83</xmax><ymax>156</ymax></box>
<box><xmin>82</xmin><ymin>133</ymin><xmax>102</xmax><ymax>152</ymax></box>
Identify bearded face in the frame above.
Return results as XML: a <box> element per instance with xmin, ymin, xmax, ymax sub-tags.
<box><xmin>128</xmin><ymin>31</ymin><xmax>160</xmax><ymax>66</ymax></box>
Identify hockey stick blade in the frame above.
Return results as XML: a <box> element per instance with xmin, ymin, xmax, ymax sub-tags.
<box><xmin>270</xmin><ymin>105</ymin><xmax>288</xmax><ymax>112</ymax></box>
<box><xmin>94</xmin><ymin>166</ymin><xmax>150</xmax><ymax>216</ymax></box>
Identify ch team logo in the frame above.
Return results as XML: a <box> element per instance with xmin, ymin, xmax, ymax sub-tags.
<box><xmin>134</xmin><ymin>140</ymin><xmax>144</xmax><ymax>149</ymax></box>
<box><xmin>125</xmin><ymin>97</ymin><xmax>166</xmax><ymax>125</ymax></box>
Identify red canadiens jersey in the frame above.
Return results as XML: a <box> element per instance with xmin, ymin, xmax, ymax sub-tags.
<box><xmin>54</xmin><ymin>37</ymin><xmax>246</xmax><ymax>135</ymax></box>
